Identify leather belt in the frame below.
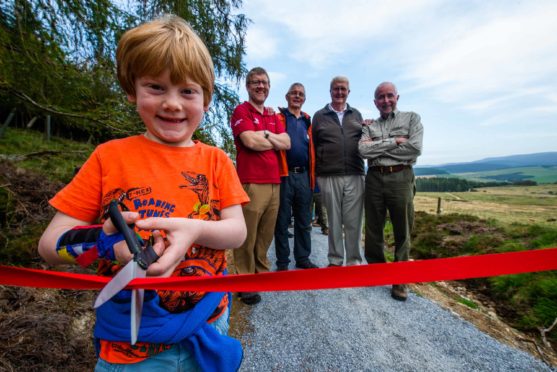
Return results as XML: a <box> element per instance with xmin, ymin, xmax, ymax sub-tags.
<box><xmin>370</xmin><ymin>164</ymin><xmax>409</xmax><ymax>174</ymax></box>
<box><xmin>289</xmin><ymin>167</ymin><xmax>306</xmax><ymax>173</ymax></box>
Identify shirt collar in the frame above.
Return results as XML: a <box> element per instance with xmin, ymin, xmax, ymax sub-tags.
<box><xmin>328</xmin><ymin>103</ymin><xmax>347</xmax><ymax>113</ymax></box>
<box><xmin>245</xmin><ymin>101</ymin><xmax>271</xmax><ymax>115</ymax></box>
<box><xmin>378</xmin><ymin>109</ymin><xmax>400</xmax><ymax>121</ymax></box>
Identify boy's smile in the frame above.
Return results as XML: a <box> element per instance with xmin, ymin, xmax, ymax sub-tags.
<box><xmin>128</xmin><ymin>70</ymin><xmax>208</xmax><ymax>147</ymax></box>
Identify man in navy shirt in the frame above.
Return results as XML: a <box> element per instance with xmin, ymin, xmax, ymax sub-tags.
<box><xmin>274</xmin><ymin>83</ymin><xmax>318</xmax><ymax>271</ymax></box>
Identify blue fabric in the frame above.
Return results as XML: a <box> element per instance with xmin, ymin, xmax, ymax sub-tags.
<box><xmin>96</xmin><ymin>230</ymin><xmax>124</xmax><ymax>261</ymax></box>
<box><xmin>282</xmin><ymin>109</ymin><xmax>309</xmax><ymax>168</ymax></box>
<box><xmin>274</xmin><ymin>170</ymin><xmax>313</xmax><ymax>267</ymax></box>
<box><xmin>94</xmin><ymin>290</ymin><xmax>242</xmax><ymax>372</ymax></box>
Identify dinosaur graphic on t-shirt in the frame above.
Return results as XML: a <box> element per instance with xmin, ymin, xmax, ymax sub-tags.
<box><xmin>179</xmin><ymin>171</ymin><xmax>220</xmax><ymax>220</ymax></box>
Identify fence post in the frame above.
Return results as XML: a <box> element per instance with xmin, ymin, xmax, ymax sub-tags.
<box><xmin>26</xmin><ymin>116</ymin><xmax>38</xmax><ymax>128</ymax></box>
<box><xmin>437</xmin><ymin>197</ymin><xmax>442</xmax><ymax>215</ymax></box>
<box><xmin>0</xmin><ymin>108</ymin><xmax>16</xmax><ymax>138</ymax></box>
<box><xmin>44</xmin><ymin>115</ymin><xmax>51</xmax><ymax>141</ymax></box>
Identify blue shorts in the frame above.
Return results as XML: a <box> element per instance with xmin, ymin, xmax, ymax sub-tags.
<box><xmin>94</xmin><ymin>308</ymin><xmax>230</xmax><ymax>372</ymax></box>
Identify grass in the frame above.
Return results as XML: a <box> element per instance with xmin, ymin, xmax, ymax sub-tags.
<box><xmin>455</xmin><ymin>166</ymin><xmax>557</xmax><ymax>184</ymax></box>
<box><xmin>457</xmin><ymin>296</ymin><xmax>479</xmax><ymax>309</ymax></box>
<box><xmin>0</xmin><ymin>128</ymin><xmax>94</xmax><ymax>264</ymax></box>
<box><xmin>415</xmin><ymin>184</ymin><xmax>557</xmax><ymax>226</ymax></box>
<box><xmin>0</xmin><ymin>127</ymin><xmax>94</xmax><ymax>183</ymax></box>
<box><xmin>397</xmin><ymin>211</ymin><xmax>557</xmax><ymax>345</ymax></box>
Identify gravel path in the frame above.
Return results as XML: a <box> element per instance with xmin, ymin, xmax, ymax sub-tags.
<box><xmin>234</xmin><ymin>227</ymin><xmax>554</xmax><ymax>371</ymax></box>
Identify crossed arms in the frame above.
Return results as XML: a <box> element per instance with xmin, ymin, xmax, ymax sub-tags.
<box><xmin>358</xmin><ymin>112</ymin><xmax>423</xmax><ymax>163</ymax></box>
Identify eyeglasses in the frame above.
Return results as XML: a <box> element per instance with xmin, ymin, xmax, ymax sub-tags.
<box><xmin>248</xmin><ymin>80</ymin><xmax>269</xmax><ymax>87</ymax></box>
<box><xmin>288</xmin><ymin>91</ymin><xmax>305</xmax><ymax>97</ymax></box>
<box><xmin>331</xmin><ymin>86</ymin><xmax>348</xmax><ymax>92</ymax></box>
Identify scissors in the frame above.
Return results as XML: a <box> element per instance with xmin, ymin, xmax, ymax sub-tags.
<box><xmin>93</xmin><ymin>199</ymin><xmax>159</xmax><ymax>345</ymax></box>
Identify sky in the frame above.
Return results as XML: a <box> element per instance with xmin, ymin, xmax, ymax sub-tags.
<box><xmin>234</xmin><ymin>0</ymin><xmax>557</xmax><ymax>166</ymax></box>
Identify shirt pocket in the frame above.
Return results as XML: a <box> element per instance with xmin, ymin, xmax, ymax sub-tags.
<box><xmin>390</xmin><ymin>126</ymin><xmax>409</xmax><ymax>137</ymax></box>
<box><xmin>367</xmin><ymin>126</ymin><xmax>383</xmax><ymax>140</ymax></box>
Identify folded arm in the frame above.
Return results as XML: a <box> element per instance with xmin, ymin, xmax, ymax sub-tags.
<box><xmin>358</xmin><ymin>126</ymin><xmax>398</xmax><ymax>160</ymax></box>
<box><xmin>385</xmin><ymin>113</ymin><xmax>423</xmax><ymax>162</ymax></box>
<box><xmin>239</xmin><ymin>130</ymin><xmax>290</xmax><ymax>151</ymax></box>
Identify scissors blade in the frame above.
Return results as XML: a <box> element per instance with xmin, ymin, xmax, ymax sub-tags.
<box><xmin>130</xmin><ymin>268</ymin><xmax>146</xmax><ymax>345</ymax></box>
<box><xmin>94</xmin><ymin>260</ymin><xmax>144</xmax><ymax>308</ymax></box>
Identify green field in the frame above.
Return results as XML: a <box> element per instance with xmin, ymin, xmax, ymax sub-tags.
<box><xmin>415</xmin><ymin>184</ymin><xmax>557</xmax><ymax>226</ymax></box>
<box><xmin>455</xmin><ymin>166</ymin><xmax>557</xmax><ymax>184</ymax></box>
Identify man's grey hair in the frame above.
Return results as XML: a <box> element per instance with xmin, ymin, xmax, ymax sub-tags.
<box><xmin>374</xmin><ymin>82</ymin><xmax>398</xmax><ymax>98</ymax></box>
<box><xmin>287</xmin><ymin>82</ymin><xmax>305</xmax><ymax>93</ymax></box>
<box><xmin>330</xmin><ymin>76</ymin><xmax>349</xmax><ymax>90</ymax></box>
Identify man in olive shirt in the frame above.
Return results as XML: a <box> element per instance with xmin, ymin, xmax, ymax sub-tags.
<box><xmin>358</xmin><ymin>82</ymin><xmax>424</xmax><ymax>301</ymax></box>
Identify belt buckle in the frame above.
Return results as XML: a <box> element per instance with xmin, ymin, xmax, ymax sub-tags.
<box><xmin>389</xmin><ymin>166</ymin><xmax>393</xmax><ymax>173</ymax></box>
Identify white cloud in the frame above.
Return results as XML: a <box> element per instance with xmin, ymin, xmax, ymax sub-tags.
<box><xmin>399</xmin><ymin>2</ymin><xmax>557</xmax><ymax>107</ymax></box>
<box><xmin>245</xmin><ymin>24</ymin><xmax>279</xmax><ymax>61</ymax></box>
<box><xmin>240</xmin><ymin>1</ymin><xmax>557</xmax><ymax>163</ymax></box>
<box><xmin>243</xmin><ymin>0</ymin><xmax>441</xmax><ymax>69</ymax></box>
<box><xmin>268</xmin><ymin>71</ymin><xmax>287</xmax><ymax>86</ymax></box>
<box><xmin>460</xmin><ymin>88</ymin><xmax>546</xmax><ymax>112</ymax></box>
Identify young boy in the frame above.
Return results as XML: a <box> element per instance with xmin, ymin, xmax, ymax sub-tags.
<box><xmin>38</xmin><ymin>15</ymin><xmax>248</xmax><ymax>371</ymax></box>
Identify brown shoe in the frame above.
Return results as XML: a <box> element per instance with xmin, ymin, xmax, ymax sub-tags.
<box><xmin>322</xmin><ymin>227</ymin><xmax>329</xmax><ymax>235</ymax></box>
<box><xmin>391</xmin><ymin>284</ymin><xmax>408</xmax><ymax>301</ymax></box>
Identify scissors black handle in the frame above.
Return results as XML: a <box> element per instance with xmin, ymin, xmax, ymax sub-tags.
<box><xmin>107</xmin><ymin>199</ymin><xmax>159</xmax><ymax>270</ymax></box>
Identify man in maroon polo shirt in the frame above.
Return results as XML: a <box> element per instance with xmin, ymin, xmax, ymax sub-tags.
<box><xmin>230</xmin><ymin>67</ymin><xmax>291</xmax><ymax>305</ymax></box>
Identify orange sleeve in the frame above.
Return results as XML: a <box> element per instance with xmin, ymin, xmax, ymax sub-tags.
<box><xmin>213</xmin><ymin>147</ymin><xmax>250</xmax><ymax>209</ymax></box>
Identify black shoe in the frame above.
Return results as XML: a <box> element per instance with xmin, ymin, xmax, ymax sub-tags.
<box><xmin>276</xmin><ymin>266</ymin><xmax>289</xmax><ymax>271</ymax></box>
<box><xmin>322</xmin><ymin>228</ymin><xmax>329</xmax><ymax>235</ymax></box>
<box><xmin>295</xmin><ymin>261</ymin><xmax>318</xmax><ymax>269</ymax></box>
<box><xmin>288</xmin><ymin>232</ymin><xmax>294</xmax><ymax>238</ymax></box>
<box><xmin>327</xmin><ymin>263</ymin><xmax>341</xmax><ymax>267</ymax></box>
<box><xmin>391</xmin><ymin>285</ymin><xmax>408</xmax><ymax>301</ymax></box>
<box><xmin>239</xmin><ymin>292</ymin><xmax>261</xmax><ymax>305</ymax></box>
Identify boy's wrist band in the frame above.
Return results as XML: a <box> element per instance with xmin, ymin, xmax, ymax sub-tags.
<box><xmin>97</xmin><ymin>230</ymin><xmax>124</xmax><ymax>261</ymax></box>
<box><xmin>55</xmin><ymin>226</ymin><xmax>124</xmax><ymax>264</ymax></box>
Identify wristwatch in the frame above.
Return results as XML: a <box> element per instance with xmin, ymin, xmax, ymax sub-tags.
<box><xmin>264</xmin><ymin>130</ymin><xmax>270</xmax><ymax>139</ymax></box>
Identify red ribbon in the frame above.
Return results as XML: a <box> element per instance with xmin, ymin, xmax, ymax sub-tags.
<box><xmin>1</xmin><ymin>248</ymin><xmax>556</xmax><ymax>292</ymax></box>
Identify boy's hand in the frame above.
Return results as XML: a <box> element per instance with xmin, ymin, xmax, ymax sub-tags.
<box><xmin>102</xmin><ymin>211</ymin><xmax>165</xmax><ymax>265</ymax></box>
<box><xmin>135</xmin><ymin>217</ymin><xmax>202</xmax><ymax>277</ymax></box>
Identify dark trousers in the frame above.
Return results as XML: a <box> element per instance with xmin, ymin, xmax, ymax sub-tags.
<box><xmin>364</xmin><ymin>167</ymin><xmax>416</xmax><ymax>263</ymax></box>
<box><xmin>312</xmin><ymin>192</ymin><xmax>328</xmax><ymax>229</ymax></box>
<box><xmin>274</xmin><ymin>172</ymin><xmax>312</xmax><ymax>267</ymax></box>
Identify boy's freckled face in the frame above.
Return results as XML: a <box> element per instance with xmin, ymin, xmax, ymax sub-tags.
<box><xmin>127</xmin><ymin>70</ymin><xmax>208</xmax><ymax>147</ymax></box>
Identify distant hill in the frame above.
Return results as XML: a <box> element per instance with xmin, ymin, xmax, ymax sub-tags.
<box><xmin>415</xmin><ymin>152</ymin><xmax>557</xmax><ymax>183</ymax></box>
<box><xmin>416</xmin><ymin>152</ymin><xmax>557</xmax><ymax>174</ymax></box>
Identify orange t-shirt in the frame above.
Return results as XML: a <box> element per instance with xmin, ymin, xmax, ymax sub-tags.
<box><xmin>50</xmin><ymin>135</ymin><xmax>249</xmax><ymax>363</ymax></box>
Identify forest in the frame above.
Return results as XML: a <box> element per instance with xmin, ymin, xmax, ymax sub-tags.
<box><xmin>0</xmin><ymin>0</ymin><xmax>248</xmax><ymax>154</ymax></box>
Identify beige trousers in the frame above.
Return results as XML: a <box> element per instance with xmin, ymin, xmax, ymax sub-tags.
<box><xmin>233</xmin><ymin>183</ymin><xmax>280</xmax><ymax>274</ymax></box>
